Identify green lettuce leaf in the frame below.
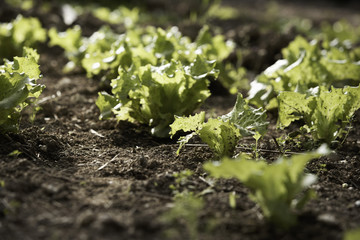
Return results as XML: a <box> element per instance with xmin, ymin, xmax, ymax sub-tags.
<box><xmin>248</xmin><ymin>36</ymin><xmax>360</xmax><ymax>108</ymax></box>
<box><xmin>48</xmin><ymin>25</ymin><xmax>82</xmax><ymax>54</ymax></box>
<box><xmin>0</xmin><ymin>47</ymin><xmax>44</xmax><ymax>133</ymax></box>
<box><xmin>170</xmin><ymin>112</ymin><xmax>205</xmax><ymax>135</ymax></box>
<box><xmin>278</xmin><ymin>85</ymin><xmax>360</xmax><ymax>144</ymax></box>
<box><xmin>195</xmin><ymin>25</ymin><xmax>235</xmax><ymax>62</ymax></box>
<box><xmin>221</xmin><ymin>93</ymin><xmax>268</xmax><ymax>136</ymax></box>
<box><xmin>170</xmin><ymin>113</ymin><xmax>241</xmax><ymax>157</ymax></box>
<box><xmin>170</xmin><ymin>94</ymin><xmax>268</xmax><ymax>157</ymax></box>
<box><xmin>199</xmin><ymin>118</ymin><xmax>241</xmax><ymax>158</ymax></box>
<box><xmin>204</xmin><ymin>145</ymin><xmax>329</xmax><ymax>229</ymax></box>
<box><xmin>97</xmin><ymin>57</ymin><xmax>216</xmax><ymax>138</ymax></box>
<box><xmin>92</xmin><ymin>6</ymin><xmax>139</xmax><ymax>28</ymax></box>
<box><xmin>0</xmin><ymin>15</ymin><xmax>46</xmax><ymax>62</ymax></box>
<box><xmin>50</xmin><ymin>24</ymin><xmax>244</xmax><ymax>93</ymax></box>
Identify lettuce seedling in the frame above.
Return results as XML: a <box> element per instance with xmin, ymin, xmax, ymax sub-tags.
<box><xmin>196</xmin><ymin>25</ymin><xmax>248</xmax><ymax>93</ymax></box>
<box><xmin>48</xmin><ymin>25</ymin><xmax>83</xmax><ymax>62</ymax></box>
<box><xmin>160</xmin><ymin>191</ymin><xmax>204</xmax><ymax>240</ymax></box>
<box><xmin>49</xmin><ymin>25</ymin><xmax>124</xmax><ymax>74</ymax></box>
<box><xmin>170</xmin><ymin>94</ymin><xmax>268</xmax><ymax>157</ymax></box>
<box><xmin>204</xmin><ymin>145</ymin><xmax>329</xmax><ymax>229</ymax></box>
<box><xmin>97</xmin><ymin>56</ymin><xmax>218</xmax><ymax>137</ymax></box>
<box><xmin>170</xmin><ymin>111</ymin><xmax>241</xmax><ymax>157</ymax></box>
<box><xmin>92</xmin><ymin>6</ymin><xmax>140</xmax><ymax>28</ymax></box>
<box><xmin>0</xmin><ymin>15</ymin><xmax>46</xmax><ymax>62</ymax></box>
<box><xmin>278</xmin><ymin>85</ymin><xmax>360</xmax><ymax>145</ymax></box>
<box><xmin>248</xmin><ymin>36</ymin><xmax>360</xmax><ymax>109</ymax></box>
<box><xmin>0</xmin><ymin>47</ymin><xmax>44</xmax><ymax>133</ymax></box>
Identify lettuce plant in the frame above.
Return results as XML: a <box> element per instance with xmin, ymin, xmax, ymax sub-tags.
<box><xmin>278</xmin><ymin>85</ymin><xmax>360</xmax><ymax>145</ymax></box>
<box><xmin>320</xmin><ymin>19</ymin><xmax>360</xmax><ymax>43</ymax></box>
<box><xmin>170</xmin><ymin>111</ymin><xmax>240</xmax><ymax>157</ymax></box>
<box><xmin>170</xmin><ymin>94</ymin><xmax>268</xmax><ymax>157</ymax></box>
<box><xmin>48</xmin><ymin>25</ymin><xmax>83</xmax><ymax>68</ymax></box>
<box><xmin>248</xmin><ymin>36</ymin><xmax>360</xmax><ymax>109</ymax></box>
<box><xmin>96</xmin><ymin>56</ymin><xmax>218</xmax><ymax>137</ymax></box>
<box><xmin>92</xmin><ymin>6</ymin><xmax>140</xmax><ymax>28</ymax></box>
<box><xmin>0</xmin><ymin>15</ymin><xmax>46</xmax><ymax>62</ymax></box>
<box><xmin>160</xmin><ymin>191</ymin><xmax>204</xmax><ymax>240</ymax></box>
<box><xmin>204</xmin><ymin>145</ymin><xmax>329</xmax><ymax>229</ymax></box>
<box><xmin>48</xmin><ymin>25</ymin><xmax>193</xmax><ymax>77</ymax></box>
<box><xmin>48</xmin><ymin>24</ymin><xmax>246</xmax><ymax>93</ymax></box>
<box><xmin>0</xmin><ymin>47</ymin><xmax>44</xmax><ymax>133</ymax></box>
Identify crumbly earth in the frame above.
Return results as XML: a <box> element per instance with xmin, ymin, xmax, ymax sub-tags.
<box><xmin>1</xmin><ymin>1</ymin><xmax>360</xmax><ymax>240</ymax></box>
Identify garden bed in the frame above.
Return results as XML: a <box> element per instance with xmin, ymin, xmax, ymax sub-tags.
<box><xmin>1</xmin><ymin>1</ymin><xmax>360</xmax><ymax>239</ymax></box>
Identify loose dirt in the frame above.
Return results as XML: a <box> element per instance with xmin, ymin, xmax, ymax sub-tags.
<box><xmin>1</xmin><ymin>1</ymin><xmax>360</xmax><ymax>239</ymax></box>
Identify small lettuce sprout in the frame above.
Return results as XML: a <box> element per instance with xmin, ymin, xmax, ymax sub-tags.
<box><xmin>160</xmin><ymin>191</ymin><xmax>204</xmax><ymax>240</ymax></box>
<box><xmin>170</xmin><ymin>94</ymin><xmax>268</xmax><ymax>157</ymax></box>
<box><xmin>204</xmin><ymin>145</ymin><xmax>329</xmax><ymax>229</ymax></box>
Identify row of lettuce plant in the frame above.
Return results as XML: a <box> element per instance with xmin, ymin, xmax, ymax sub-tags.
<box><xmin>48</xmin><ymin>23</ymin><xmax>247</xmax><ymax>137</ymax></box>
<box><xmin>198</xmin><ymin>21</ymin><xmax>360</xmax><ymax>230</ymax></box>
<box><xmin>0</xmin><ymin>16</ymin><xmax>46</xmax><ymax>133</ymax></box>
<box><xmin>167</xmin><ymin>21</ymin><xmax>360</xmax><ymax>230</ymax></box>
<box><xmin>6</xmin><ymin>14</ymin><xmax>358</xmax><ymax>145</ymax></box>
<box><xmin>0</xmin><ymin>13</ymin><xmax>245</xmax><ymax>137</ymax></box>
<box><xmin>1</xmin><ymin>11</ymin><xmax>360</xmax><ymax>233</ymax></box>
<box><xmin>48</xmin><ymin>24</ymin><xmax>246</xmax><ymax>91</ymax></box>
<box><xmin>0</xmin><ymin>13</ymin><xmax>245</xmax><ymax>136</ymax></box>
<box><xmin>248</xmin><ymin>33</ymin><xmax>360</xmax><ymax>145</ymax></box>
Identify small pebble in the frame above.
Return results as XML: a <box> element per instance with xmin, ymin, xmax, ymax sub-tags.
<box><xmin>342</xmin><ymin>183</ymin><xmax>348</xmax><ymax>188</ymax></box>
<box><xmin>317</xmin><ymin>213</ymin><xmax>337</xmax><ymax>224</ymax></box>
<box><xmin>355</xmin><ymin>200</ymin><xmax>360</xmax><ymax>207</ymax></box>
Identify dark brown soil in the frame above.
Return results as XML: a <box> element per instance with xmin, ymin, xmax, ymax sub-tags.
<box><xmin>1</xmin><ymin>1</ymin><xmax>360</xmax><ymax>240</ymax></box>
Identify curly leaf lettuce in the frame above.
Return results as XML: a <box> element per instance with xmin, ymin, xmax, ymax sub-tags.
<box><xmin>96</xmin><ymin>57</ymin><xmax>217</xmax><ymax>137</ymax></box>
<box><xmin>170</xmin><ymin>111</ymin><xmax>241</xmax><ymax>157</ymax></box>
<box><xmin>195</xmin><ymin>25</ymin><xmax>235</xmax><ymax>62</ymax></box>
<box><xmin>170</xmin><ymin>94</ymin><xmax>268</xmax><ymax>157</ymax></box>
<box><xmin>248</xmin><ymin>36</ymin><xmax>360</xmax><ymax>108</ymax></box>
<box><xmin>198</xmin><ymin>119</ymin><xmax>241</xmax><ymax>158</ymax></box>
<box><xmin>92</xmin><ymin>6</ymin><xmax>140</xmax><ymax>28</ymax></box>
<box><xmin>204</xmin><ymin>145</ymin><xmax>329</xmax><ymax>229</ymax></box>
<box><xmin>0</xmin><ymin>15</ymin><xmax>46</xmax><ymax>62</ymax></box>
<box><xmin>0</xmin><ymin>47</ymin><xmax>44</xmax><ymax>133</ymax></box>
<box><xmin>221</xmin><ymin>93</ymin><xmax>268</xmax><ymax>136</ymax></box>
<box><xmin>48</xmin><ymin>25</ymin><xmax>83</xmax><ymax>55</ymax></box>
<box><xmin>50</xmin><ymin>24</ymin><xmax>245</xmax><ymax>93</ymax></box>
<box><xmin>278</xmin><ymin>85</ymin><xmax>360</xmax><ymax>144</ymax></box>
